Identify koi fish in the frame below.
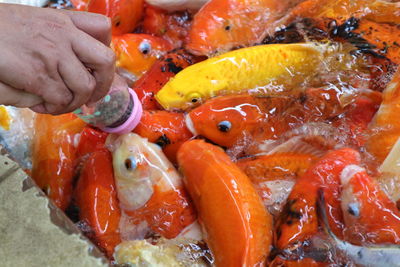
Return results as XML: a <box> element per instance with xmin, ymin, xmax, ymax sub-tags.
<box><xmin>133</xmin><ymin>49</ymin><xmax>198</xmax><ymax>110</ymax></box>
<box><xmin>177</xmin><ymin>139</ymin><xmax>272</xmax><ymax>267</ymax></box>
<box><xmin>75</xmin><ymin>149</ymin><xmax>121</xmax><ymax>258</ymax></box>
<box><xmin>340</xmin><ymin>164</ymin><xmax>400</xmax><ymax>245</ymax></box>
<box><xmin>108</xmin><ymin>133</ymin><xmax>199</xmax><ymax>240</ymax></box>
<box><xmin>112</xmin><ymin>34</ymin><xmax>173</xmax><ymax>79</ymax></box>
<box><xmin>317</xmin><ymin>189</ymin><xmax>400</xmax><ymax>267</ymax></box>
<box><xmin>275</xmin><ymin>148</ymin><xmax>361</xmax><ymax>250</ymax></box>
<box><xmin>236</xmin><ymin>152</ymin><xmax>318</xmax><ymax>215</ymax></box>
<box><xmin>156</xmin><ymin>42</ymin><xmax>371</xmax><ymax>111</ymax></box>
<box><xmin>133</xmin><ymin>110</ymin><xmax>193</xmax><ymax>164</ymax></box>
<box><xmin>185</xmin><ymin>0</ymin><xmax>305</xmax><ymax>56</ymax></box>
<box><xmin>285</xmin><ymin>0</ymin><xmax>400</xmax><ymax>25</ymax></box>
<box><xmin>185</xmin><ymin>94</ymin><xmax>296</xmax><ymax>148</ymax></box>
<box><xmin>366</xmin><ymin>68</ymin><xmax>400</xmax><ymax>164</ymax></box>
<box><xmin>87</xmin><ymin>0</ymin><xmax>144</xmax><ymax>35</ymax></box>
<box><xmin>31</xmin><ymin>114</ymin><xmax>86</xmax><ymax>210</ymax></box>
<box><xmin>185</xmin><ymin>87</ymin><xmax>357</xmax><ymax>151</ymax></box>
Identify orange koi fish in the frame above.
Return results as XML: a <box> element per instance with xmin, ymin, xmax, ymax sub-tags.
<box><xmin>75</xmin><ymin>149</ymin><xmax>121</xmax><ymax>258</ymax></box>
<box><xmin>275</xmin><ymin>148</ymin><xmax>361</xmax><ymax>250</ymax></box>
<box><xmin>185</xmin><ymin>94</ymin><xmax>297</xmax><ymax>148</ymax></box>
<box><xmin>133</xmin><ymin>49</ymin><xmax>198</xmax><ymax>110</ymax></box>
<box><xmin>285</xmin><ymin>0</ymin><xmax>400</xmax><ymax>25</ymax></box>
<box><xmin>236</xmin><ymin>152</ymin><xmax>318</xmax><ymax>215</ymax></box>
<box><xmin>108</xmin><ymin>133</ymin><xmax>199</xmax><ymax>240</ymax></box>
<box><xmin>340</xmin><ymin>165</ymin><xmax>400</xmax><ymax>245</ymax></box>
<box><xmin>186</xmin><ymin>0</ymin><xmax>305</xmax><ymax>55</ymax></box>
<box><xmin>366</xmin><ymin>68</ymin><xmax>400</xmax><ymax>164</ymax></box>
<box><xmin>186</xmin><ymin>88</ymin><xmax>350</xmax><ymax>151</ymax></box>
<box><xmin>87</xmin><ymin>0</ymin><xmax>144</xmax><ymax>35</ymax></box>
<box><xmin>133</xmin><ymin>110</ymin><xmax>193</xmax><ymax>164</ymax></box>
<box><xmin>112</xmin><ymin>34</ymin><xmax>173</xmax><ymax>79</ymax></box>
<box><xmin>31</xmin><ymin>114</ymin><xmax>86</xmax><ymax>210</ymax></box>
<box><xmin>178</xmin><ymin>139</ymin><xmax>272</xmax><ymax>267</ymax></box>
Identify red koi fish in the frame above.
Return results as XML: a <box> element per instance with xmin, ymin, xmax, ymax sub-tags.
<box><xmin>340</xmin><ymin>165</ymin><xmax>400</xmax><ymax>245</ymax></box>
<box><xmin>75</xmin><ymin>149</ymin><xmax>121</xmax><ymax>258</ymax></box>
<box><xmin>275</xmin><ymin>148</ymin><xmax>361</xmax><ymax>250</ymax></box>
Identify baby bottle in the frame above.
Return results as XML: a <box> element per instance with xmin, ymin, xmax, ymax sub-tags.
<box><xmin>74</xmin><ymin>77</ymin><xmax>143</xmax><ymax>134</ymax></box>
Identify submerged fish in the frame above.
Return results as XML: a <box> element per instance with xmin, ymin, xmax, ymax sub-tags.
<box><xmin>186</xmin><ymin>0</ymin><xmax>305</xmax><ymax>55</ymax></box>
<box><xmin>108</xmin><ymin>133</ymin><xmax>199</xmax><ymax>240</ymax></box>
<box><xmin>340</xmin><ymin>165</ymin><xmax>400</xmax><ymax>245</ymax></box>
<box><xmin>317</xmin><ymin>189</ymin><xmax>400</xmax><ymax>267</ymax></box>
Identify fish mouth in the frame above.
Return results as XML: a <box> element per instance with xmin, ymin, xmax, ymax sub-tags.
<box><xmin>185</xmin><ymin>114</ymin><xmax>198</xmax><ymax>136</ymax></box>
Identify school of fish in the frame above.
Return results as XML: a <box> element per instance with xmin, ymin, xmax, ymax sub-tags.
<box><xmin>4</xmin><ymin>0</ymin><xmax>398</xmax><ymax>266</ymax></box>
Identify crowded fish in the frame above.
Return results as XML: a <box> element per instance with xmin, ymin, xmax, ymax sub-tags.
<box><xmin>1</xmin><ymin>0</ymin><xmax>398</xmax><ymax>266</ymax></box>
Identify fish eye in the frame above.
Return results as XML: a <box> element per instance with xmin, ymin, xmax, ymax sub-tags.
<box><xmin>187</xmin><ymin>92</ymin><xmax>202</xmax><ymax>104</ymax></box>
<box><xmin>124</xmin><ymin>156</ymin><xmax>137</xmax><ymax>171</ymax></box>
<box><xmin>217</xmin><ymin>121</ymin><xmax>232</xmax><ymax>132</ymax></box>
<box><xmin>139</xmin><ymin>41</ymin><xmax>152</xmax><ymax>55</ymax></box>
<box><xmin>347</xmin><ymin>202</ymin><xmax>360</xmax><ymax>217</ymax></box>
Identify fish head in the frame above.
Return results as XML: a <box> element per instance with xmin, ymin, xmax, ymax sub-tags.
<box><xmin>108</xmin><ymin>133</ymin><xmax>155</xmax><ymax>211</ymax></box>
<box><xmin>155</xmin><ymin>81</ymin><xmax>207</xmax><ymax>111</ymax></box>
<box><xmin>185</xmin><ymin>95</ymin><xmax>263</xmax><ymax>147</ymax></box>
<box><xmin>340</xmin><ymin>165</ymin><xmax>365</xmax><ymax>226</ymax></box>
<box><xmin>112</xmin><ymin>34</ymin><xmax>173</xmax><ymax>77</ymax></box>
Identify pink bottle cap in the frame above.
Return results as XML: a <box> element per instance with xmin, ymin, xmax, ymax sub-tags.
<box><xmin>102</xmin><ymin>88</ymin><xmax>143</xmax><ymax>134</ymax></box>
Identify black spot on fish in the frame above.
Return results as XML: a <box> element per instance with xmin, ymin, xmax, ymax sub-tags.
<box><xmin>156</xmin><ymin>134</ymin><xmax>171</xmax><ymax>148</ymax></box>
<box><xmin>167</xmin><ymin>62</ymin><xmax>183</xmax><ymax>74</ymax></box>
<box><xmin>224</xmin><ymin>25</ymin><xmax>231</xmax><ymax>31</ymax></box>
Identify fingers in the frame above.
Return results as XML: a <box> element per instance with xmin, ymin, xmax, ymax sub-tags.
<box><xmin>61</xmin><ymin>10</ymin><xmax>112</xmax><ymax>46</ymax></box>
<box><xmin>71</xmin><ymin>30</ymin><xmax>115</xmax><ymax>104</ymax></box>
<box><xmin>0</xmin><ymin>82</ymin><xmax>43</xmax><ymax>108</ymax></box>
<box><xmin>58</xmin><ymin>53</ymin><xmax>96</xmax><ymax>113</ymax></box>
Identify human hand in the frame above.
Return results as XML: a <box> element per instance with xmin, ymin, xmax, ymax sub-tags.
<box><xmin>0</xmin><ymin>4</ymin><xmax>115</xmax><ymax>114</ymax></box>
